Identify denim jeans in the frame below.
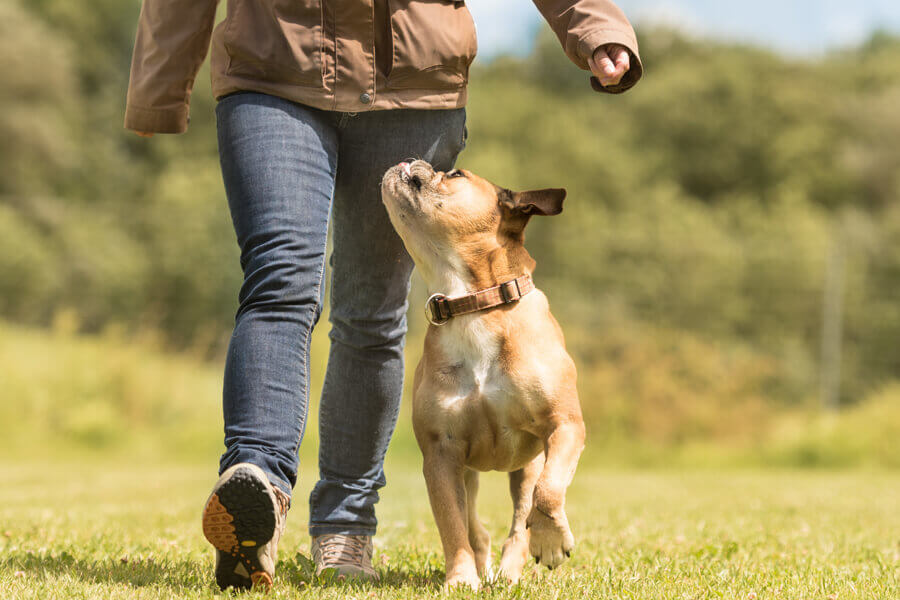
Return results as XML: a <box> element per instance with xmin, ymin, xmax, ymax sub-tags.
<box><xmin>215</xmin><ymin>91</ymin><xmax>466</xmax><ymax>536</ymax></box>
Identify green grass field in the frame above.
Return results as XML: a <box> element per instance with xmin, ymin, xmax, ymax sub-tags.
<box><xmin>1</xmin><ymin>460</ymin><xmax>897</xmax><ymax>599</ymax></box>
<box><xmin>1</xmin><ymin>321</ymin><xmax>898</xmax><ymax>598</ymax></box>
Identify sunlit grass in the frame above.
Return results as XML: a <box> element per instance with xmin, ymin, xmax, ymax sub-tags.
<box><xmin>1</xmin><ymin>321</ymin><xmax>898</xmax><ymax>597</ymax></box>
<box><xmin>0</xmin><ymin>462</ymin><xmax>897</xmax><ymax>599</ymax></box>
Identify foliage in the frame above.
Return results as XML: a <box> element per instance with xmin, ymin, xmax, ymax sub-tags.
<box><xmin>2</xmin><ymin>318</ymin><xmax>899</xmax><ymax>469</ymax></box>
<box><xmin>463</xmin><ymin>27</ymin><xmax>900</xmax><ymax>404</ymax></box>
<box><xmin>2</xmin><ymin>2</ymin><xmax>900</xmax><ymax>403</ymax></box>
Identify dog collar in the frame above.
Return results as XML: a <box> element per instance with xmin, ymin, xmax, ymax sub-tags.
<box><xmin>424</xmin><ymin>274</ymin><xmax>534</xmax><ymax>326</ymax></box>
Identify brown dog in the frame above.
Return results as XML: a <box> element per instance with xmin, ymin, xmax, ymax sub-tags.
<box><xmin>381</xmin><ymin>160</ymin><xmax>585</xmax><ymax>589</ymax></box>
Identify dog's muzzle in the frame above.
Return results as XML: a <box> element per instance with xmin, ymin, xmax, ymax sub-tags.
<box><xmin>395</xmin><ymin>161</ymin><xmax>426</xmax><ymax>191</ymax></box>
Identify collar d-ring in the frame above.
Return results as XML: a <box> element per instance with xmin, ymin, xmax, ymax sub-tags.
<box><xmin>424</xmin><ymin>293</ymin><xmax>450</xmax><ymax>326</ymax></box>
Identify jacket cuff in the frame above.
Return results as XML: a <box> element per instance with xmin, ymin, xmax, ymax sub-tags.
<box><xmin>578</xmin><ymin>29</ymin><xmax>643</xmax><ymax>94</ymax></box>
<box><xmin>124</xmin><ymin>104</ymin><xmax>189</xmax><ymax>134</ymax></box>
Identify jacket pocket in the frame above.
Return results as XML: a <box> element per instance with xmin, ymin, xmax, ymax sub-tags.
<box><xmin>387</xmin><ymin>0</ymin><xmax>478</xmax><ymax>90</ymax></box>
<box><xmin>223</xmin><ymin>0</ymin><xmax>324</xmax><ymax>87</ymax></box>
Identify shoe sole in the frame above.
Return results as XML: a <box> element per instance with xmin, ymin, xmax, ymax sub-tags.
<box><xmin>202</xmin><ymin>466</ymin><xmax>277</xmax><ymax>590</ymax></box>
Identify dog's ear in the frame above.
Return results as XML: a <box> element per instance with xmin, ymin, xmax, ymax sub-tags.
<box><xmin>498</xmin><ymin>188</ymin><xmax>566</xmax><ymax>239</ymax></box>
<box><xmin>499</xmin><ymin>188</ymin><xmax>566</xmax><ymax>216</ymax></box>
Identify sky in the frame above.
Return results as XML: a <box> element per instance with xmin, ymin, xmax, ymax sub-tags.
<box><xmin>468</xmin><ymin>0</ymin><xmax>900</xmax><ymax>58</ymax></box>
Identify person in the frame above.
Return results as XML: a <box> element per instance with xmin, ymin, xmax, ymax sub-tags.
<box><xmin>124</xmin><ymin>0</ymin><xmax>642</xmax><ymax>590</ymax></box>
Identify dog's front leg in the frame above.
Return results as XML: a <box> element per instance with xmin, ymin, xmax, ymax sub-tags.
<box><xmin>422</xmin><ymin>447</ymin><xmax>480</xmax><ymax>589</ymax></box>
<box><xmin>499</xmin><ymin>452</ymin><xmax>544</xmax><ymax>583</ymax></box>
<box><xmin>527</xmin><ymin>421</ymin><xmax>585</xmax><ymax>569</ymax></box>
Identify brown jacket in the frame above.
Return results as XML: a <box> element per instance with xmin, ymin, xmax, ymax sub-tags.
<box><xmin>124</xmin><ymin>0</ymin><xmax>642</xmax><ymax>134</ymax></box>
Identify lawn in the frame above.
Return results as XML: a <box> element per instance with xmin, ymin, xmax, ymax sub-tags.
<box><xmin>1</xmin><ymin>459</ymin><xmax>897</xmax><ymax>599</ymax></box>
<box><xmin>0</xmin><ymin>321</ymin><xmax>898</xmax><ymax>598</ymax></box>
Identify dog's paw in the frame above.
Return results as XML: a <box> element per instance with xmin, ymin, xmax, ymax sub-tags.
<box><xmin>498</xmin><ymin>532</ymin><xmax>529</xmax><ymax>584</ymax></box>
<box><xmin>444</xmin><ymin>570</ymin><xmax>481</xmax><ymax>591</ymax></box>
<box><xmin>526</xmin><ymin>508</ymin><xmax>574</xmax><ymax>570</ymax></box>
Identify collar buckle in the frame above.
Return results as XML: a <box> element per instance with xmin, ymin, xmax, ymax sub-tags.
<box><xmin>425</xmin><ymin>293</ymin><xmax>450</xmax><ymax>326</ymax></box>
<box><xmin>499</xmin><ymin>279</ymin><xmax>521</xmax><ymax>303</ymax></box>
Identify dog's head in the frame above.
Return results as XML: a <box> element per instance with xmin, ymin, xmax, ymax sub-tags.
<box><xmin>381</xmin><ymin>160</ymin><xmax>565</xmax><ymax>280</ymax></box>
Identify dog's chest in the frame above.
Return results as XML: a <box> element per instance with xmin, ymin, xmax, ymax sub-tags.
<box><xmin>436</xmin><ymin>317</ymin><xmax>507</xmax><ymax>405</ymax></box>
<box><xmin>431</xmin><ymin>316</ymin><xmax>542</xmax><ymax>471</ymax></box>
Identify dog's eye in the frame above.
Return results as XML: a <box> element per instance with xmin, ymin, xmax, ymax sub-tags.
<box><xmin>446</xmin><ymin>170</ymin><xmax>465</xmax><ymax>179</ymax></box>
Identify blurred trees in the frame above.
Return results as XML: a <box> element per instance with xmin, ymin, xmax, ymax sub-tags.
<box><xmin>1</xmin><ymin>3</ymin><xmax>898</xmax><ymax>407</ymax></box>
<box><xmin>464</xmin><ymin>27</ymin><xmax>900</xmax><ymax>406</ymax></box>
<box><xmin>0</xmin><ymin>0</ymin><xmax>229</xmax><ymax>344</ymax></box>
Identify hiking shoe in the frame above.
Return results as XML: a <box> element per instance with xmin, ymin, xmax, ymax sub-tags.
<box><xmin>202</xmin><ymin>463</ymin><xmax>290</xmax><ymax>591</ymax></box>
<box><xmin>311</xmin><ymin>534</ymin><xmax>379</xmax><ymax>581</ymax></box>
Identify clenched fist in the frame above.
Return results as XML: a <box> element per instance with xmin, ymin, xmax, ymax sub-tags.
<box><xmin>589</xmin><ymin>43</ymin><xmax>631</xmax><ymax>88</ymax></box>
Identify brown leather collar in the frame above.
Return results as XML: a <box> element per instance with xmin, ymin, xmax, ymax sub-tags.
<box><xmin>425</xmin><ymin>275</ymin><xmax>534</xmax><ymax>326</ymax></box>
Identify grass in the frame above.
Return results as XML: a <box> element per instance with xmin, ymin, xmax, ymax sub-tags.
<box><xmin>0</xmin><ymin>461</ymin><xmax>898</xmax><ymax>599</ymax></box>
<box><xmin>0</xmin><ymin>320</ymin><xmax>898</xmax><ymax>598</ymax></box>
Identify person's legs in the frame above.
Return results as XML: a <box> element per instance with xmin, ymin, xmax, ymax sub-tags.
<box><xmin>308</xmin><ymin>108</ymin><xmax>467</xmax><ymax>536</ymax></box>
<box><xmin>216</xmin><ymin>91</ymin><xmax>339</xmax><ymax>498</ymax></box>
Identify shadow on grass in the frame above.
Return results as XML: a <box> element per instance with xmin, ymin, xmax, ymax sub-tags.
<box><xmin>2</xmin><ymin>550</ymin><xmax>445</xmax><ymax>592</ymax></box>
<box><xmin>277</xmin><ymin>552</ymin><xmax>445</xmax><ymax>591</ymax></box>
<box><xmin>1</xmin><ymin>551</ymin><xmax>210</xmax><ymax>591</ymax></box>
<box><xmin>372</xmin><ymin>566</ymin><xmax>444</xmax><ymax>590</ymax></box>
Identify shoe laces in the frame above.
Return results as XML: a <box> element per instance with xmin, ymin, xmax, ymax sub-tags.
<box><xmin>273</xmin><ymin>488</ymin><xmax>291</xmax><ymax>517</ymax></box>
<box><xmin>315</xmin><ymin>534</ymin><xmax>371</xmax><ymax>566</ymax></box>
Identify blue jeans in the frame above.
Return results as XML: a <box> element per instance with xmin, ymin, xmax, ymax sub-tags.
<box><xmin>215</xmin><ymin>91</ymin><xmax>466</xmax><ymax>536</ymax></box>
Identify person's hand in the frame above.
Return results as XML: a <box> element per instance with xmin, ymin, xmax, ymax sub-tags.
<box><xmin>589</xmin><ymin>43</ymin><xmax>631</xmax><ymax>88</ymax></box>
<box><xmin>134</xmin><ymin>131</ymin><xmax>154</xmax><ymax>138</ymax></box>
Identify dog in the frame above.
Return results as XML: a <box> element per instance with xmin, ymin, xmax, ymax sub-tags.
<box><xmin>381</xmin><ymin>160</ymin><xmax>585</xmax><ymax>589</ymax></box>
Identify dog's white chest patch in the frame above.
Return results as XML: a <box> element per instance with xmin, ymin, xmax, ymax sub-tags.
<box><xmin>437</xmin><ymin>316</ymin><xmax>506</xmax><ymax>407</ymax></box>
